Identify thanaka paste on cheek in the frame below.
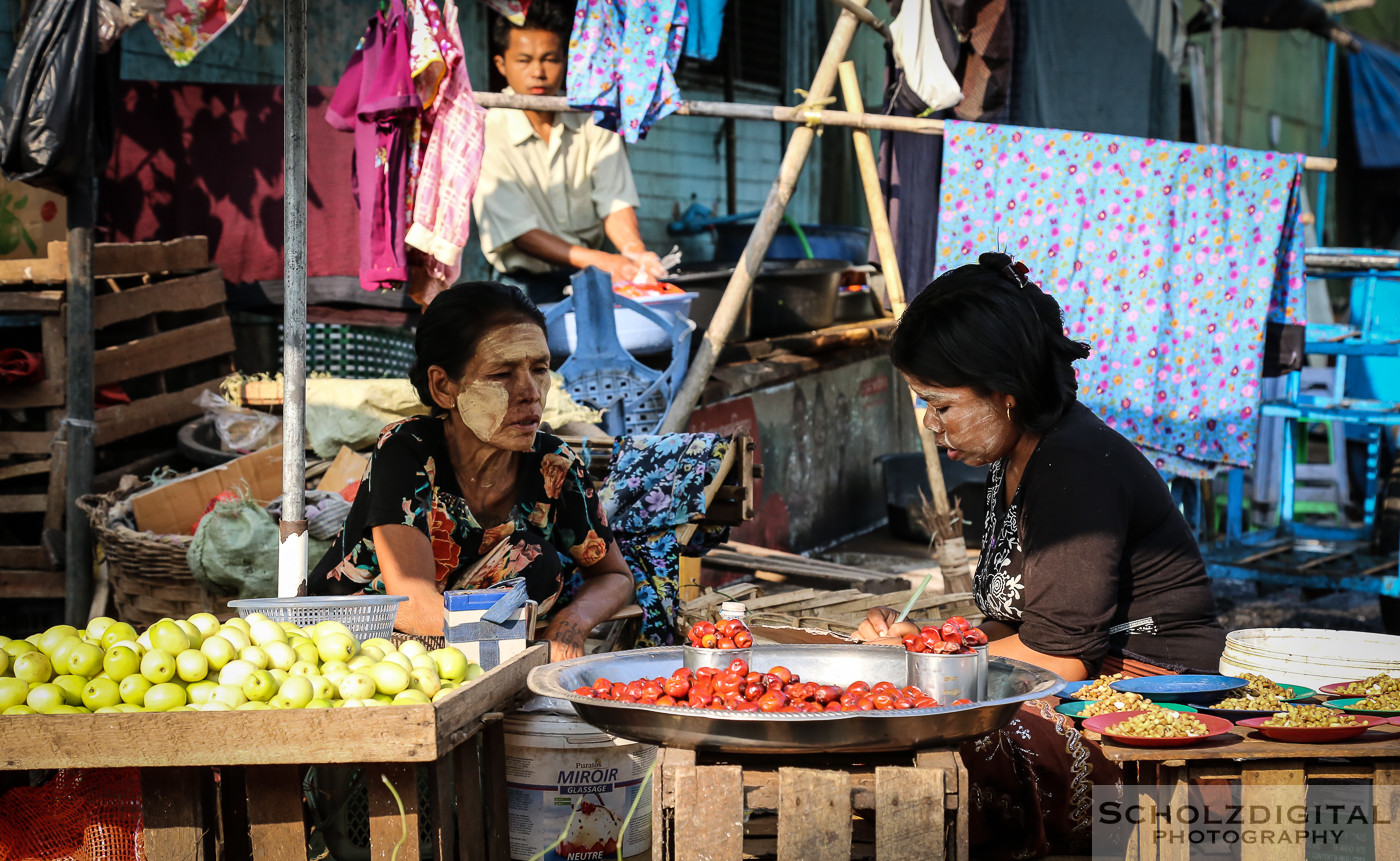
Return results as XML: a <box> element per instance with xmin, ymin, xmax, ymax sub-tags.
<box><xmin>456</xmin><ymin>382</ymin><xmax>510</xmax><ymax>442</ymax></box>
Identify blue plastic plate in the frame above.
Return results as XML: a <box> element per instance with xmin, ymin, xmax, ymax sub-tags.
<box><xmin>1193</xmin><ymin>685</ymin><xmax>1318</xmax><ymax>719</ymax></box>
<box><xmin>1057</xmin><ymin>680</ymin><xmax>1096</xmax><ymax>699</ymax></box>
<box><xmin>1319</xmin><ymin>698</ymin><xmax>1400</xmax><ymax>718</ymax></box>
<box><xmin>1109</xmin><ymin>675</ymin><xmax>1248</xmax><ymax>705</ymax></box>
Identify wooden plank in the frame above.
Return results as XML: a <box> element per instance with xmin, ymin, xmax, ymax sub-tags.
<box><xmin>93</xmin><ymin>269</ymin><xmax>226</xmax><ymax>330</ymax></box>
<box><xmin>368</xmin><ymin>763</ymin><xmax>421</xmax><ymax>861</ymax></box>
<box><xmin>0</xmin><ymin>546</ymin><xmax>51</xmax><ymax>569</ymax></box>
<box><xmin>0</xmin><ymin>380</ymin><xmax>63</xmax><ymax>409</ymax></box>
<box><xmin>672</xmin><ymin>765</ymin><xmax>743</xmax><ymax>861</ymax></box>
<box><xmin>430</xmin><ymin>758</ymin><xmax>456</xmax><ymax>861</ymax></box>
<box><xmin>0</xmin><ymin>493</ymin><xmax>46</xmax><ymax>513</ymax></box>
<box><xmin>1376</xmin><ymin>765</ymin><xmax>1399</xmax><ymax>861</ymax></box>
<box><xmin>0</xmin><ymin>253</ymin><xmax>65</xmax><ymax>284</ymax></box>
<box><xmin>480</xmin><ymin>715</ymin><xmax>511</xmax><ymax>861</ymax></box>
<box><xmin>42</xmin><ymin>436</ymin><xmax>65</xmax><ymax>533</ymax></box>
<box><xmin>245</xmin><ymin>764</ymin><xmax>305</xmax><ymax>861</ymax></box>
<box><xmin>915</xmin><ymin>748</ymin><xmax>967</xmax><ymax>861</ymax></box>
<box><xmin>0</xmin><ymin>432</ymin><xmax>54</xmax><ymax>455</ymax></box>
<box><xmin>94</xmin><ymin>379</ymin><xmax>223</xmax><ymax>446</ymax></box>
<box><xmin>1097</xmin><ymin>725</ymin><xmax>1400</xmax><ymax>761</ymax></box>
<box><xmin>777</xmin><ymin>768</ymin><xmax>852</xmax><ymax>861</ymax></box>
<box><xmin>655</xmin><ymin>747</ymin><xmax>696</xmax><ymax>861</ymax></box>
<box><xmin>218</xmin><ymin>766</ymin><xmax>254</xmax><ymax>861</ymax></box>
<box><xmin>141</xmin><ymin>767</ymin><xmax>208</xmax><ymax>861</ymax></box>
<box><xmin>94</xmin><ymin>237</ymin><xmax>210</xmax><ymax>276</ymax></box>
<box><xmin>0</xmin><ymin>458</ymin><xmax>51</xmax><ymax>482</ymax></box>
<box><xmin>456</xmin><ymin>736</ymin><xmax>487</xmax><ymax>861</ymax></box>
<box><xmin>0</xmin><ymin>569</ymin><xmax>63</xmax><ymax>598</ymax></box>
<box><xmin>1160</xmin><ymin>765</ymin><xmax>1190</xmax><ymax>861</ymax></box>
<box><xmin>875</xmin><ymin>765</ymin><xmax>944</xmax><ymax>861</ymax></box>
<box><xmin>1240</xmin><ymin>763</ymin><xmax>1305</xmax><ymax>861</ymax></box>
<box><xmin>94</xmin><ymin>317</ymin><xmax>234</xmax><ymax>387</ymax></box>
<box><xmin>433</xmin><ymin>643</ymin><xmax>548</xmax><ymax>752</ymax></box>
<box><xmin>750</xmin><ymin>565</ymin><xmax>909</xmax><ymax>595</ymax></box>
<box><xmin>41</xmin><ymin>311</ymin><xmax>64</xmax><ymax>395</ymax></box>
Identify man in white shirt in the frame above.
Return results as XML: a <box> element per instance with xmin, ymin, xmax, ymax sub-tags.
<box><xmin>473</xmin><ymin>8</ymin><xmax>665</xmax><ymax>301</ymax></box>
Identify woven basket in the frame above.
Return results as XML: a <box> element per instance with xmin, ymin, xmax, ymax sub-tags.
<box><xmin>78</xmin><ymin>483</ymin><xmax>237</xmax><ymax>626</ymax></box>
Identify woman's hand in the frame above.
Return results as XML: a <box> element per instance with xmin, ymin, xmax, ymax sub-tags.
<box><xmin>853</xmin><ymin>607</ymin><xmax>920</xmax><ymax>646</ymax></box>
<box><xmin>540</xmin><ymin>542</ymin><xmax>634</xmax><ymax>662</ymax></box>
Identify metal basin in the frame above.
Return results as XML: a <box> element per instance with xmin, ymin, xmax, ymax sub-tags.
<box><xmin>527</xmin><ymin>644</ymin><xmax>1064</xmax><ymax>754</ymax></box>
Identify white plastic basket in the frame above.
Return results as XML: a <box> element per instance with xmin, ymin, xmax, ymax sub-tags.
<box><xmin>227</xmin><ymin>595</ymin><xmax>409</xmax><ymax>642</ymax></box>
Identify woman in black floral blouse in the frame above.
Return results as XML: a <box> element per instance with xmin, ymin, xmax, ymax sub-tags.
<box><xmin>308</xmin><ymin>283</ymin><xmax>633</xmax><ymax>660</ymax></box>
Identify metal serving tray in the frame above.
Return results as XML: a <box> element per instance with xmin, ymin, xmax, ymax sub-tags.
<box><xmin>527</xmin><ymin>645</ymin><xmax>1064</xmax><ymax>754</ymax></box>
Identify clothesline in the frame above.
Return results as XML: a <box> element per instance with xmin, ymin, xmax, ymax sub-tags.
<box><xmin>471</xmin><ymin>91</ymin><xmax>1340</xmax><ymax>174</ymax></box>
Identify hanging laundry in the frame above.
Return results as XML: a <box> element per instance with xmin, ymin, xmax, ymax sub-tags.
<box><xmin>405</xmin><ymin>0</ymin><xmax>487</xmax><ymax>291</ymax></box>
<box><xmin>935</xmin><ymin>121</ymin><xmax>1306</xmax><ymax>478</ymax></box>
<box><xmin>327</xmin><ymin>0</ymin><xmax>422</xmax><ymax>292</ymax></box>
<box><xmin>567</xmin><ymin>0</ymin><xmax>688</xmax><ymax>143</ymax></box>
<box><xmin>1348</xmin><ymin>36</ymin><xmax>1400</xmax><ymax>170</ymax></box>
<box><xmin>682</xmin><ymin>0</ymin><xmax>725</xmax><ymax>62</ymax></box>
<box><xmin>404</xmin><ymin>0</ymin><xmax>459</xmax><ymax>214</ymax></box>
<box><xmin>145</xmin><ymin>0</ymin><xmax>251</xmax><ymax>67</ymax></box>
<box><xmin>481</xmin><ymin>0</ymin><xmax>529</xmax><ymax>25</ymax></box>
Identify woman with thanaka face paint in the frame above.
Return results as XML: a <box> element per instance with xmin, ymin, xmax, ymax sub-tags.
<box><xmin>852</xmin><ymin>252</ymin><xmax>1228</xmax><ymax>858</ymax></box>
<box><xmin>307</xmin><ymin>283</ymin><xmax>633</xmax><ymax>660</ymax></box>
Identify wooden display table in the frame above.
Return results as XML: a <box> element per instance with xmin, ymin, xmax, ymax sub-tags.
<box><xmin>1091</xmin><ymin>721</ymin><xmax>1400</xmax><ymax>861</ymax></box>
<box><xmin>0</xmin><ymin>644</ymin><xmax>547</xmax><ymax>861</ymax></box>
<box><xmin>651</xmin><ymin>745</ymin><xmax>968</xmax><ymax>861</ymax></box>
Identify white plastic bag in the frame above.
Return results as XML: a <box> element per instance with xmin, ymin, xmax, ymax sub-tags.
<box><xmin>889</xmin><ymin>0</ymin><xmax>963</xmax><ymax>113</ymax></box>
<box><xmin>196</xmin><ymin>390</ymin><xmax>281</xmax><ymax>453</ymax></box>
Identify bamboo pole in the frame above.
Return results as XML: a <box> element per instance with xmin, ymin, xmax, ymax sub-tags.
<box><xmin>657</xmin><ymin>0</ymin><xmax>870</xmax><ymax>433</ymax></box>
<box><xmin>471</xmin><ymin>92</ymin><xmax>1339</xmax><ymax>173</ymax></box>
<box><xmin>837</xmin><ymin>62</ymin><xmax>972</xmax><ymax>594</ymax></box>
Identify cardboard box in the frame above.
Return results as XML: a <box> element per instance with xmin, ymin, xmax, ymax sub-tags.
<box><xmin>130</xmin><ymin>445</ymin><xmax>285</xmax><ymax>535</ymax></box>
<box><xmin>443</xmin><ymin>588</ymin><xmax>537</xmax><ymax>671</ymax></box>
<box><xmin>316</xmin><ymin>445</ymin><xmax>369</xmax><ymax>495</ymax></box>
<box><xmin>0</xmin><ymin>178</ymin><xmax>66</xmax><ymax>261</ymax></box>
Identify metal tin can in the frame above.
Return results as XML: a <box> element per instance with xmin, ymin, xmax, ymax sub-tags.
<box><xmin>906</xmin><ymin>650</ymin><xmax>980</xmax><ymax>705</ymax></box>
<box><xmin>973</xmin><ymin>644</ymin><xmax>989</xmax><ymax>701</ymax></box>
<box><xmin>683</xmin><ymin>646</ymin><xmax>753</xmax><ymax>672</ymax></box>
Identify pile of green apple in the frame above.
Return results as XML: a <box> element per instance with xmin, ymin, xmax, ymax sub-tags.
<box><xmin>0</xmin><ymin>613</ymin><xmax>485</xmax><ymax>714</ymax></box>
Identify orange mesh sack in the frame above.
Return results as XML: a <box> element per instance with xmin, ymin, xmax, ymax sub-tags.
<box><xmin>0</xmin><ymin>769</ymin><xmax>144</xmax><ymax>861</ymax></box>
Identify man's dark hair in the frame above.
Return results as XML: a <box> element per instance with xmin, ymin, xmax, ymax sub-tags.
<box><xmin>889</xmin><ymin>251</ymin><xmax>1092</xmax><ymax>432</ymax></box>
<box><xmin>408</xmin><ymin>282</ymin><xmax>547</xmax><ymax>416</ymax></box>
<box><xmin>491</xmin><ymin>3</ymin><xmax>573</xmax><ymax>56</ymax></box>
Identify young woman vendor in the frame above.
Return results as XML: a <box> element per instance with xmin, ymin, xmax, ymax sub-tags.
<box><xmin>307</xmin><ymin>283</ymin><xmax>634</xmax><ymax>661</ymax></box>
<box><xmin>853</xmin><ymin>253</ymin><xmax>1227</xmax><ymax>858</ymax></box>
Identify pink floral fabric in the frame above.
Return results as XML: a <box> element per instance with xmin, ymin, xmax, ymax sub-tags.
<box><xmin>566</xmin><ymin>0</ymin><xmax>689</xmax><ymax>143</ymax></box>
<box><xmin>936</xmin><ymin>121</ymin><xmax>1307</xmax><ymax>477</ymax></box>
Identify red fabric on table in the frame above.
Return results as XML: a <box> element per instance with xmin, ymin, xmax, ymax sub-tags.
<box><xmin>98</xmin><ymin>82</ymin><xmax>360</xmax><ymax>284</ymax></box>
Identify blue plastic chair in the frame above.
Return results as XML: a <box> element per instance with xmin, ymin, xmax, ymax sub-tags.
<box><xmin>544</xmin><ymin>268</ymin><xmax>693</xmax><ymax>436</ymax></box>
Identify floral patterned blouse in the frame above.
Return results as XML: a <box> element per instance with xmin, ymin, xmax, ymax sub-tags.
<box><xmin>308</xmin><ymin>415</ymin><xmax>613</xmax><ymax>612</ymax></box>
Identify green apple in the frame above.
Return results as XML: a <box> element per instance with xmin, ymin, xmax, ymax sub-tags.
<box><xmin>119</xmin><ymin>675</ymin><xmax>152</xmax><ymax>706</ymax></box>
<box><xmin>3</xmin><ymin>704</ymin><xmax>36</xmax><ymax>714</ymax></box>
<box><xmin>308</xmin><ymin>675</ymin><xmax>335</xmax><ymax>700</ymax></box>
<box><xmin>187</xmin><ymin>612</ymin><xmax>221</xmax><ymax>639</ymax></box>
<box><xmin>340</xmin><ymin>699</ymin><xmax>367</xmax><ymax>708</ymax></box>
<box><xmin>199</xmin><ymin>635</ymin><xmax>236</xmax><ymax>671</ymax></box>
<box><xmin>291</xmin><ymin>640</ymin><xmax>320</xmax><ymax>665</ymax></box>
<box><xmin>113</xmin><ymin>703</ymin><xmax>142</xmax><ymax>713</ymax></box>
<box><xmin>46</xmin><ymin>637</ymin><xmax>83</xmax><ymax>672</ymax></box>
<box><xmin>65</xmin><ymin>642</ymin><xmax>104</xmax><ymax>678</ymax></box>
<box><xmin>316</xmin><ymin>632</ymin><xmax>357</xmax><ymax>664</ymax></box>
<box><xmin>148</xmin><ymin>620</ymin><xmax>191</xmax><ymax>655</ymax></box>
<box><xmin>85</xmin><ymin>616</ymin><xmax>117</xmax><ymax>643</ymax></box>
<box><xmin>52</xmin><ymin>674</ymin><xmax>87</xmax><ymax>706</ymax></box>
<box><xmin>337</xmin><ymin>672</ymin><xmax>376</xmax><ymax>700</ymax></box>
<box><xmin>311</xmin><ymin>620</ymin><xmax>353</xmax><ymax>642</ymax></box>
<box><xmin>174</xmin><ymin>619</ymin><xmax>203</xmax><ymax>649</ymax></box>
<box><xmin>27</xmin><ymin>683</ymin><xmax>67</xmax><ymax>713</ymax></box>
<box><xmin>288</xmin><ymin>660</ymin><xmax>319</xmax><ymax>677</ymax></box>
<box><xmin>48</xmin><ymin>704</ymin><xmax>88</xmax><ymax>714</ymax></box>
<box><xmin>359</xmin><ymin>644</ymin><xmax>386</xmax><ymax>663</ymax></box>
<box><xmin>0</xmin><ymin>677</ymin><xmax>31</xmax><ymax>709</ymax></box>
<box><xmin>305</xmin><ymin>698</ymin><xmax>333</xmax><ymax>709</ymax></box>
<box><xmin>0</xmin><ymin>649</ymin><xmax>9</xmax><ymax>677</ymax></box>
<box><xmin>218</xmin><ymin>660</ymin><xmax>257</xmax><ymax>689</ymax></box>
<box><xmin>93</xmin><ymin>706</ymin><xmax>122</xmax><ymax>714</ymax></box>
<box><xmin>102</xmin><ymin>645</ymin><xmax>141</xmax><ymax>681</ymax></box>
<box><xmin>136</xmin><ymin>631</ymin><xmax>152</xmax><ymax>652</ymax></box>
<box><xmin>222</xmin><ymin>616</ymin><xmax>252</xmax><ymax>636</ymax></box>
<box><xmin>268</xmin><ymin>669</ymin><xmax>290</xmax><ymax>687</ymax></box>
<box><xmin>263</xmin><ymin>641</ymin><xmax>296</xmax><ymax>672</ymax></box>
<box><xmin>465</xmin><ymin>663</ymin><xmax>485</xmax><ymax>681</ymax></box>
<box><xmin>144</xmin><ymin>683</ymin><xmax>187</xmax><ymax>711</ymax></box>
<box><xmin>248</xmin><ymin>618</ymin><xmax>287</xmax><ymax>647</ymax></box>
<box><xmin>36</xmin><ymin>625</ymin><xmax>78</xmax><ymax>656</ymax></box>
<box><xmin>279</xmin><ymin>622</ymin><xmax>308</xmax><ymax>638</ymax></box>
<box><xmin>168</xmin><ymin>706</ymin><xmax>196</xmax><ymax>712</ymax></box>
<box><xmin>410</xmin><ymin>654</ymin><xmax>438</xmax><ymax>672</ymax></box>
<box><xmin>209</xmin><ymin>684</ymin><xmax>247</xmax><ymax>709</ymax></box>
<box><xmin>382</xmin><ymin>652</ymin><xmax>413</xmax><ymax>673</ymax></box>
<box><xmin>360</xmin><ymin>637</ymin><xmax>395</xmax><ymax>654</ymax></box>
<box><xmin>371</xmin><ymin>693</ymin><xmax>392</xmax><ymax>704</ymax></box>
<box><xmin>319</xmin><ymin>660</ymin><xmax>351</xmax><ymax>682</ymax></box>
<box><xmin>368</xmin><ymin>662</ymin><xmax>410</xmax><ymax>696</ymax></box>
<box><xmin>218</xmin><ymin>626</ymin><xmax>252</xmax><ymax>652</ymax></box>
<box><xmin>186</xmin><ymin>680</ymin><xmax>219</xmax><ymax>705</ymax></box>
<box><xmin>81</xmin><ymin>678</ymin><xmax>122</xmax><ymax>710</ymax></box>
<box><xmin>431</xmin><ymin>687</ymin><xmax>457</xmax><ymax>703</ymax></box>
<box><xmin>239</xmin><ymin>645</ymin><xmax>270</xmax><ymax>670</ymax></box>
<box><xmin>12</xmin><ymin>651</ymin><xmax>53</xmax><ymax>684</ymax></box>
<box><xmin>397</xmin><ymin>639</ymin><xmax>428</xmax><ymax>659</ymax></box>
<box><xmin>175</xmin><ymin>649</ymin><xmax>209</xmax><ymax>683</ymax></box>
<box><xmin>200</xmin><ymin>702</ymin><xmax>233</xmax><ymax>712</ymax></box>
<box><xmin>242</xmin><ymin>670</ymin><xmax>278</xmax><ymax>703</ymax></box>
<box><xmin>100</xmin><ymin>622</ymin><xmax>138</xmax><ymax>651</ymax></box>
<box><xmin>271</xmin><ymin>675</ymin><xmax>314</xmax><ymax>709</ymax></box>
<box><xmin>392</xmin><ymin>689</ymin><xmax>432</xmax><ymax>705</ymax></box>
<box><xmin>431</xmin><ymin>648</ymin><xmax>469</xmax><ymax>683</ymax></box>
<box><xmin>3</xmin><ymin>639</ymin><xmax>37</xmax><ymax>659</ymax></box>
<box><xmin>408</xmin><ymin>667</ymin><xmax>440</xmax><ymax>697</ymax></box>
<box><xmin>347</xmin><ymin>655</ymin><xmax>376</xmax><ymax>672</ymax></box>
<box><xmin>236</xmin><ymin>701</ymin><xmax>271</xmax><ymax>711</ymax></box>
<box><xmin>110</xmin><ymin>639</ymin><xmax>144</xmax><ymax>658</ymax></box>
<box><xmin>140</xmin><ymin>649</ymin><xmax>176</xmax><ymax>684</ymax></box>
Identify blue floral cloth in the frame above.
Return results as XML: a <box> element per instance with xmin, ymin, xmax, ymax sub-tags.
<box><xmin>935</xmin><ymin>121</ymin><xmax>1308</xmax><ymax>478</ymax></box>
<box><xmin>561</xmin><ymin>433</ymin><xmax>730</xmax><ymax>647</ymax></box>
<box><xmin>566</xmin><ymin>0</ymin><xmax>688</xmax><ymax>143</ymax></box>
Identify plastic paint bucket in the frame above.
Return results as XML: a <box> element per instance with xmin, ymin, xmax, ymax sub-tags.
<box><xmin>504</xmin><ymin>712</ymin><xmax>656</xmax><ymax>861</ymax></box>
<box><xmin>906</xmin><ymin>651</ymin><xmax>980</xmax><ymax>705</ymax></box>
<box><xmin>1218</xmin><ymin>628</ymin><xmax>1400</xmax><ymax>689</ymax></box>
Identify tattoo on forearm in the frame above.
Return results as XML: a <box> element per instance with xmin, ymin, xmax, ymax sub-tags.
<box><xmin>550</xmin><ymin>619</ymin><xmax>588</xmax><ymax>646</ymax></box>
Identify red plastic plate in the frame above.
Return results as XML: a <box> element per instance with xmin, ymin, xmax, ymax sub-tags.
<box><xmin>1083</xmin><ymin>710</ymin><xmax>1236</xmax><ymax>748</ymax></box>
<box><xmin>1319</xmin><ymin>679</ymin><xmax>1398</xmax><ymax>697</ymax></box>
<box><xmin>1236</xmin><ymin>714</ymin><xmax>1388</xmax><ymax>743</ymax></box>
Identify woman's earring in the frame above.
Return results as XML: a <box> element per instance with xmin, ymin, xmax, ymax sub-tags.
<box><xmin>1006</xmin><ymin>404</ymin><xmax>1013</xmax><ymax>421</ymax></box>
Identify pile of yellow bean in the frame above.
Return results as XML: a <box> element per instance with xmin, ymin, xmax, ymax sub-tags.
<box><xmin>1073</xmin><ymin>673</ymin><xmax>1126</xmax><ymax>701</ymax></box>
<box><xmin>1107</xmin><ymin>711</ymin><xmax>1210</xmax><ymax>739</ymax></box>
<box><xmin>1261</xmin><ymin>705</ymin><xmax>1359</xmax><ymax>728</ymax></box>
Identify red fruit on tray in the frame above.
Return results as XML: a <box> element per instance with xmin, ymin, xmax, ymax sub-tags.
<box><xmin>963</xmin><ymin>628</ymin><xmax>989</xmax><ymax>647</ymax></box>
<box><xmin>733</xmin><ymin>631</ymin><xmax>754</xmax><ymax>648</ymax></box>
<box><xmin>903</xmin><ymin>635</ymin><xmax>924</xmax><ymax>653</ymax></box>
<box><xmin>940</xmin><ymin>623</ymin><xmax>964</xmax><ymax>646</ymax></box>
<box><xmin>769</xmin><ymin>666</ymin><xmax>793</xmax><ymax>685</ymax></box>
<box><xmin>699</xmin><ymin>633</ymin><xmax>718</xmax><ymax>649</ymax></box>
<box><xmin>744</xmin><ymin>683</ymin><xmax>765</xmax><ymax>701</ymax></box>
<box><xmin>947</xmin><ymin>616</ymin><xmax>973</xmax><ymax>634</ymax></box>
<box><xmin>913</xmin><ymin>697</ymin><xmax>939</xmax><ymax>708</ymax></box>
<box><xmin>727</xmin><ymin>658</ymin><xmax>749</xmax><ymax>676</ymax></box>
<box><xmin>951</xmin><ymin>698</ymin><xmax>973</xmax><ymax>706</ymax></box>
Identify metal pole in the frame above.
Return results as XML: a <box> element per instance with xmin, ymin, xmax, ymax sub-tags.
<box><xmin>1210</xmin><ymin>0</ymin><xmax>1224</xmax><ymax>144</ymax></box>
<box><xmin>1315</xmin><ymin>39</ymin><xmax>1337</xmax><ymax>244</ymax></box>
<box><xmin>658</xmin><ymin>0</ymin><xmax>869</xmax><ymax>433</ymax></box>
<box><xmin>278</xmin><ymin>0</ymin><xmax>309</xmax><ymax>597</ymax></box>
<box><xmin>63</xmin><ymin>50</ymin><xmax>96</xmax><ymax>627</ymax></box>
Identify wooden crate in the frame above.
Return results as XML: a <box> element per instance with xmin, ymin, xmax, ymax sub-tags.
<box><xmin>652</xmin><ymin>746</ymin><xmax>969</xmax><ymax>861</ymax></box>
<box><xmin>0</xmin><ymin>643</ymin><xmax>548</xmax><ymax>861</ymax></box>
<box><xmin>0</xmin><ymin>237</ymin><xmax>212</xmax><ymax>285</ymax></box>
<box><xmin>1099</xmin><ymin>722</ymin><xmax>1400</xmax><ymax>861</ymax></box>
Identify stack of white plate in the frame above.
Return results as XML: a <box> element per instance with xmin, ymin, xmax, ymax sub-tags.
<box><xmin>1219</xmin><ymin>628</ymin><xmax>1400</xmax><ymax>688</ymax></box>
